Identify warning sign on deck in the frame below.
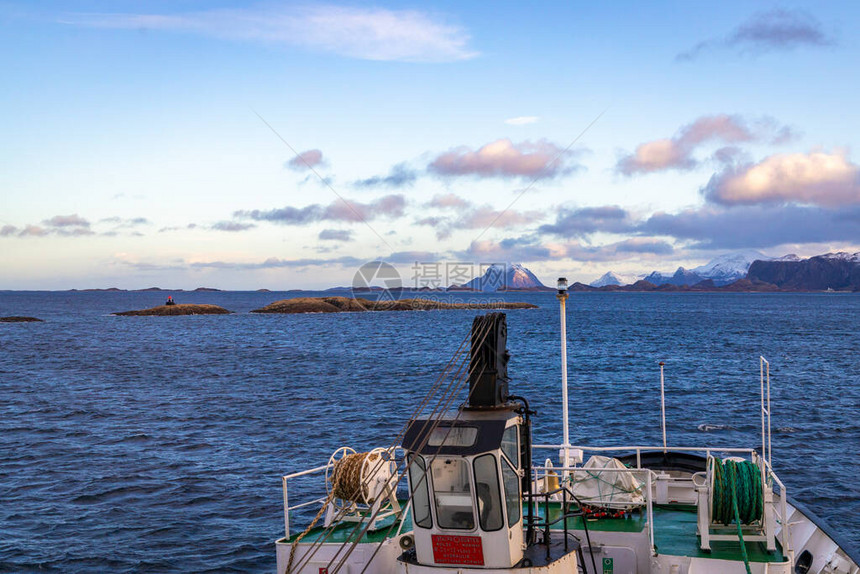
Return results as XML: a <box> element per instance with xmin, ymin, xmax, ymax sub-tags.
<box><xmin>431</xmin><ymin>534</ymin><xmax>484</xmax><ymax>565</ymax></box>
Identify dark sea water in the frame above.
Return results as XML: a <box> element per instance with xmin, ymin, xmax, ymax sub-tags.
<box><xmin>1</xmin><ymin>291</ymin><xmax>858</xmax><ymax>572</ymax></box>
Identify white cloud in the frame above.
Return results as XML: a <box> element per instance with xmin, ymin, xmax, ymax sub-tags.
<box><xmin>286</xmin><ymin>149</ymin><xmax>325</xmax><ymax>171</ymax></box>
<box><xmin>63</xmin><ymin>5</ymin><xmax>477</xmax><ymax>63</ymax></box>
<box><xmin>705</xmin><ymin>150</ymin><xmax>860</xmax><ymax>207</ymax></box>
<box><xmin>429</xmin><ymin>138</ymin><xmax>581</xmax><ymax>179</ymax></box>
<box><xmin>617</xmin><ymin>114</ymin><xmax>774</xmax><ymax>175</ymax></box>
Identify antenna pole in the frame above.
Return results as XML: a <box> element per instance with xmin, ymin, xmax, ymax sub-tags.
<box><xmin>659</xmin><ymin>361</ymin><xmax>667</xmax><ymax>453</ymax></box>
<box><xmin>556</xmin><ymin>278</ymin><xmax>570</xmax><ymax>467</ymax></box>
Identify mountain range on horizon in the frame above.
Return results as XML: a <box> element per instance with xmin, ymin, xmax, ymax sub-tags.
<box><xmin>62</xmin><ymin>253</ymin><xmax>860</xmax><ymax>292</ymax></box>
<box><xmin>449</xmin><ymin>251</ymin><xmax>860</xmax><ymax>293</ymax></box>
<box><xmin>588</xmin><ymin>250</ymin><xmax>860</xmax><ymax>291</ymax></box>
<box><xmin>592</xmin><ymin>250</ymin><xmax>768</xmax><ymax>288</ymax></box>
<box><xmin>412</xmin><ymin>251</ymin><xmax>860</xmax><ymax>292</ymax></box>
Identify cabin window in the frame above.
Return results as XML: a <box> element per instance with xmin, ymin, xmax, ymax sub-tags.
<box><xmin>408</xmin><ymin>455</ymin><xmax>432</xmax><ymax>528</ymax></box>
<box><xmin>473</xmin><ymin>454</ymin><xmax>504</xmax><ymax>531</ymax></box>
<box><xmin>501</xmin><ymin>458</ymin><xmax>521</xmax><ymax>527</ymax></box>
<box><xmin>431</xmin><ymin>458</ymin><xmax>475</xmax><ymax>530</ymax></box>
<box><xmin>501</xmin><ymin>425</ymin><xmax>519</xmax><ymax>468</ymax></box>
<box><xmin>427</xmin><ymin>426</ymin><xmax>478</xmax><ymax>448</ymax></box>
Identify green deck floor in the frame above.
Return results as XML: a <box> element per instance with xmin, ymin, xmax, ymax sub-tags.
<box><xmin>650</xmin><ymin>505</ymin><xmax>785</xmax><ymax>563</ymax></box>
<box><xmin>287</xmin><ymin>502</ymin><xmax>785</xmax><ymax>564</ymax></box>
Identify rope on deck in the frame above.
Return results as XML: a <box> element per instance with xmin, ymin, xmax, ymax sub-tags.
<box><xmin>710</xmin><ymin>457</ymin><xmax>764</xmax><ymax>574</ymax></box>
<box><xmin>287</xmin><ymin>452</ymin><xmax>376</xmax><ymax>574</ymax></box>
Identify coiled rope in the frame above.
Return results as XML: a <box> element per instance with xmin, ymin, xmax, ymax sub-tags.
<box><xmin>287</xmin><ymin>451</ymin><xmax>378</xmax><ymax>573</ymax></box>
<box><xmin>288</xmin><ymin>315</ymin><xmax>495</xmax><ymax>574</ymax></box>
<box><xmin>710</xmin><ymin>457</ymin><xmax>764</xmax><ymax>574</ymax></box>
<box><xmin>331</xmin><ymin>452</ymin><xmax>379</xmax><ymax>503</ymax></box>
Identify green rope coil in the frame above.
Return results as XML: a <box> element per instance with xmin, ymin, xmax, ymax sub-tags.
<box><xmin>710</xmin><ymin>457</ymin><xmax>764</xmax><ymax>574</ymax></box>
<box><xmin>710</xmin><ymin>458</ymin><xmax>763</xmax><ymax>526</ymax></box>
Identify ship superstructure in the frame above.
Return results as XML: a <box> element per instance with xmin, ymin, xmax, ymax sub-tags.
<box><xmin>275</xmin><ymin>281</ymin><xmax>859</xmax><ymax>574</ymax></box>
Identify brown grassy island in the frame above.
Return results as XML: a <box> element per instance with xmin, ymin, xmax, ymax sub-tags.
<box><xmin>1</xmin><ymin>316</ymin><xmax>44</xmax><ymax>322</ymax></box>
<box><xmin>251</xmin><ymin>296</ymin><xmax>537</xmax><ymax>314</ymax></box>
<box><xmin>114</xmin><ymin>304</ymin><xmax>232</xmax><ymax>316</ymax></box>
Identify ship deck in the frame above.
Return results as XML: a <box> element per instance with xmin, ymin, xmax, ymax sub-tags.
<box><xmin>284</xmin><ymin>502</ymin><xmax>785</xmax><ymax>564</ymax></box>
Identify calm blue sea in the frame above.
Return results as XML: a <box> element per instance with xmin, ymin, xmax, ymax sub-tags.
<box><xmin>1</xmin><ymin>291</ymin><xmax>858</xmax><ymax>572</ymax></box>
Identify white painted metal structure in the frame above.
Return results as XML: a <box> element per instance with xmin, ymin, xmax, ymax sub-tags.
<box><xmin>278</xmin><ymin>442</ymin><xmax>860</xmax><ymax>573</ymax></box>
<box><xmin>557</xmin><ymin>277</ymin><xmax>571</xmax><ymax>470</ymax></box>
<box><xmin>659</xmin><ymin>362</ymin><xmax>667</xmax><ymax>453</ymax></box>
<box><xmin>274</xmin><ymin>289</ymin><xmax>860</xmax><ymax>574</ymax></box>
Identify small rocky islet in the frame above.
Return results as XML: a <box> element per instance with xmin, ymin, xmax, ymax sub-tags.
<box><xmin>113</xmin><ymin>304</ymin><xmax>233</xmax><ymax>316</ymax></box>
<box><xmin>251</xmin><ymin>296</ymin><xmax>538</xmax><ymax>314</ymax></box>
<box><xmin>111</xmin><ymin>297</ymin><xmax>537</xmax><ymax>316</ymax></box>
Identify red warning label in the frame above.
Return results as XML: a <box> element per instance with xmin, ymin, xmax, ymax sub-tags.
<box><xmin>431</xmin><ymin>534</ymin><xmax>484</xmax><ymax>565</ymax></box>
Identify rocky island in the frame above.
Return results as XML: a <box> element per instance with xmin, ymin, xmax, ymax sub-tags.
<box><xmin>251</xmin><ymin>296</ymin><xmax>537</xmax><ymax>314</ymax></box>
<box><xmin>0</xmin><ymin>316</ymin><xmax>44</xmax><ymax>322</ymax></box>
<box><xmin>114</xmin><ymin>304</ymin><xmax>232</xmax><ymax>316</ymax></box>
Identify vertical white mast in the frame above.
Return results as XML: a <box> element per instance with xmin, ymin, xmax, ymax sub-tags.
<box><xmin>557</xmin><ymin>278</ymin><xmax>570</xmax><ymax>466</ymax></box>
<box><xmin>659</xmin><ymin>361</ymin><xmax>667</xmax><ymax>453</ymax></box>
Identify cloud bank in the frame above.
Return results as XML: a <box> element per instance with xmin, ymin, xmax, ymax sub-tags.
<box><xmin>429</xmin><ymin>138</ymin><xmax>580</xmax><ymax>179</ymax></box>
<box><xmin>318</xmin><ymin>229</ymin><xmax>353</xmax><ymax>241</ymax></box>
<box><xmin>617</xmin><ymin>114</ymin><xmax>793</xmax><ymax>175</ymax></box>
<box><xmin>703</xmin><ymin>151</ymin><xmax>860</xmax><ymax>207</ymax></box>
<box><xmin>63</xmin><ymin>5</ymin><xmax>477</xmax><ymax>63</ymax></box>
<box><xmin>235</xmin><ymin>194</ymin><xmax>406</xmax><ymax>225</ymax></box>
<box><xmin>678</xmin><ymin>9</ymin><xmax>833</xmax><ymax>61</ymax></box>
<box><xmin>416</xmin><ymin>193</ymin><xmax>544</xmax><ymax>239</ymax></box>
<box><xmin>286</xmin><ymin>149</ymin><xmax>325</xmax><ymax>171</ymax></box>
<box><xmin>1</xmin><ymin>213</ymin><xmax>95</xmax><ymax>237</ymax></box>
<box><xmin>538</xmin><ymin>206</ymin><xmax>633</xmax><ymax>238</ymax></box>
<box><xmin>353</xmin><ymin>163</ymin><xmax>417</xmax><ymax>188</ymax></box>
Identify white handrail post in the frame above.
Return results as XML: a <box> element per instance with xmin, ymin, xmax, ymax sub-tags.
<box><xmin>766</xmin><ymin>359</ymin><xmax>772</xmax><ymax>469</ymax></box>
<box><xmin>283</xmin><ymin>476</ymin><xmax>290</xmax><ymax>540</ymax></box>
<box><xmin>557</xmin><ymin>278</ymin><xmax>570</xmax><ymax>469</ymax></box>
<box><xmin>760</xmin><ymin>357</ymin><xmax>765</xmax><ymax>466</ymax></box>
<box><xmin>659</xmin><ymin>362</ymin><xmax>667</xmax><ymax>453</ymax></box>
<box><xmin>760</xmin><ymin>356</ymin><xmax>772</xmax><ymax>469</ymax></box>
<box><xmin>646</xmin><ymin>470</ymin><xmax>655</xmax><ymax>555</ymax></box>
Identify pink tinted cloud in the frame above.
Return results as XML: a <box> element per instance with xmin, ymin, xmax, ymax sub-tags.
<box><xmin>321</xmin><ymin>194</ymin><xmax>406</xmax><ymax>221</ymax></box>
<box><xmin>429</xmin><ymin>138</ymin><xmax>578</xmax><ymax>179</ymax></box>
<box><xmin>417</xmin><ymin>203</ymin><xmax>544</xmax><ymax>239</ymax></box>
<box><xmin>617</xmin><ymin>114</ymin><xmax>794</xmax><ymax>175</ymax></box>
<box><xmin>43</xmin><ymin>213</ymin><xmax>91</xmax><ymax>228</ymax></box>
<box><xmin>704</xmin><ymin>150</ymin><xmax>860</xmax><ymax>207</ymax></box>
<box><xmin>426</xmin><ymin>193</ymin><xmax>471</xmax><ymax>209</ymax></box>
<box><xmin>286</xmin><ymin>149</ymin><xmax>324</xmax><ymax>171</ymax></box>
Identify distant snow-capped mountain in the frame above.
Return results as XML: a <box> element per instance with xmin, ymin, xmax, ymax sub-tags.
<box><xmin>589</xmin><ymin>271</ymin><xmax>640</xmax><ymax>287</ymax></box>
<box><xmin>462</xmin><ymin>263</ymin><xmax>547</xmax><ymax>291</ymax></box>
<box><xmin>691</xmin><ymin>250</ymin><xmax>769</xmax><ymax>284</ymax></box>
<box><xmin>642</xmin><ymin>251</ymin><xmax>770</xmax><ymax>287</ymax></box>
<box><xmin>747</xmin><ymin>252</ymin><xmax>860</xmax><ymax>290</ymax></box>
<box><xmin>820</xmin><ymin>251</ymin><xmax>860</xmax><ymax>263</ymax></box>
<box><xmin>643</xmin><ymin>267</ymin><xmax>705</xmax><ymax>287</ymax></box>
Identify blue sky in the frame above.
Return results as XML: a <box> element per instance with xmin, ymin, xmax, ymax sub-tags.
<box><xmin>1</xmin><ymin>1</ymin><xmax>858</xmax><ymax>289</ymax></box>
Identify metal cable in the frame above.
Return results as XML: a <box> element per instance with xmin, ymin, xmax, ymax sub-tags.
<box><xmin>288</xmin><ymin>319</ymin><xmax>488</xmax><ymax>573</ymax></box>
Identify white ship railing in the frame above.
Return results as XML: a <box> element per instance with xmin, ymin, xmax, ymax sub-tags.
<box><xmin>531</xmin><ymin>444</ymin><xmax>792</xmax><ymax>557</ymax></box>
<box><xmin>281</xmin><ymin>445</ymin><xmax>791</xmax><ymax>557</ymax></box>
<box><xmin>281</xmin><ymin>464</ymin><xmax>328</xmax><ymax>540</ymax></box>
<box><xmin>531</xmin><ymin>461</ymin><xmax>657</xmax><ymax>554</ymax></box>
